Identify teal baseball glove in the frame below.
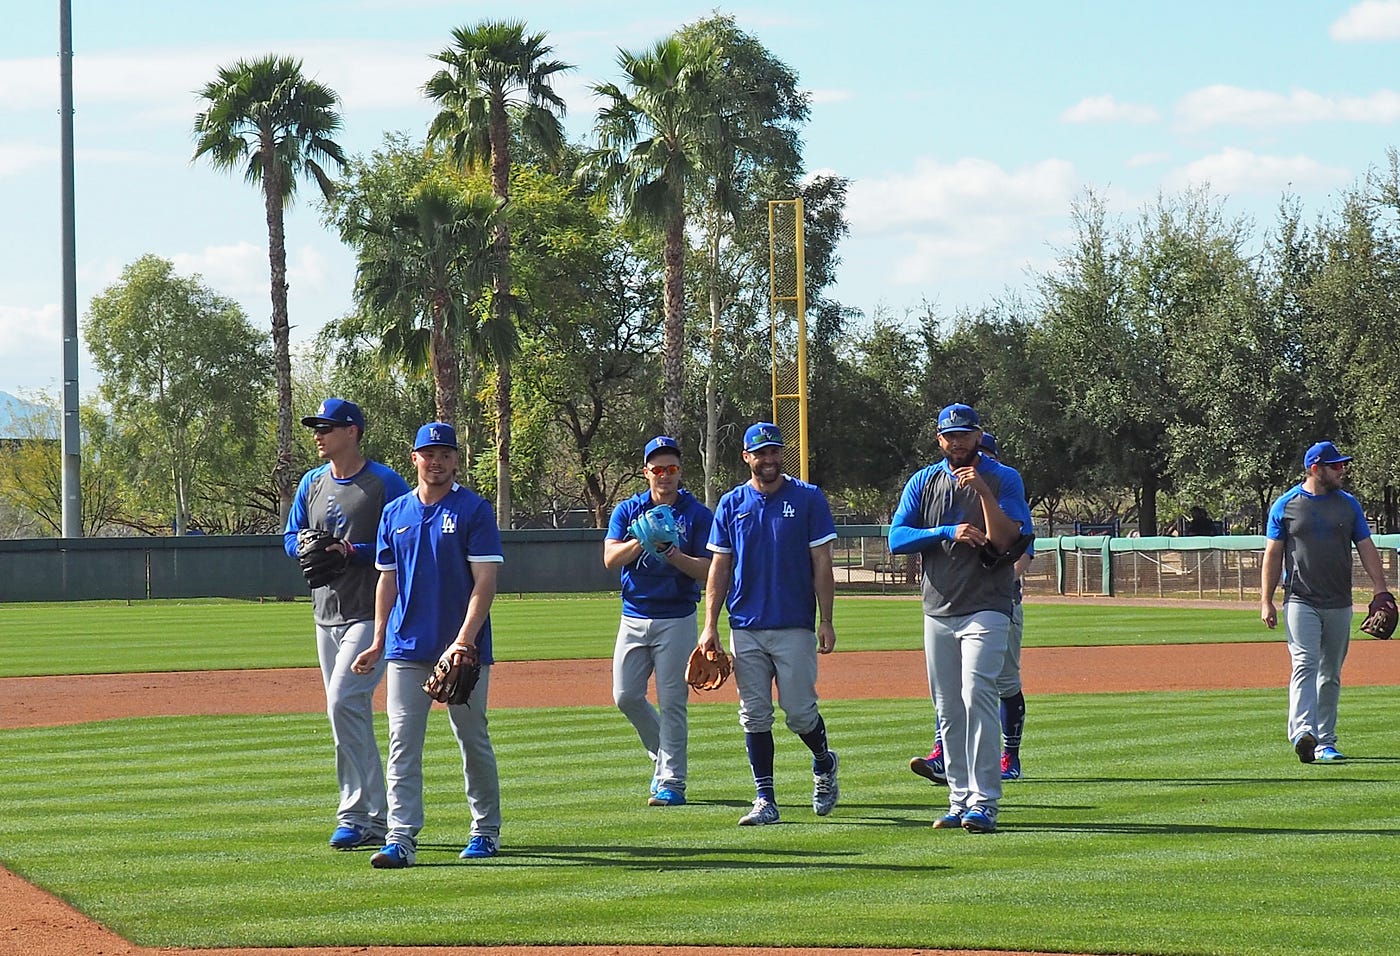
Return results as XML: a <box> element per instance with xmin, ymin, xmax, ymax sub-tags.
<box><xmin>628</xmin><ymin>504</ymin><xmax>680</xmax><ymax>556</ymax></box>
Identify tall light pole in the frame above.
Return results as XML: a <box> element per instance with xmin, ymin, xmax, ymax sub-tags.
<box><xmin>59</xmin><ymin>0</ymin><xmax>82</xmax><ymax>537</ymax></box>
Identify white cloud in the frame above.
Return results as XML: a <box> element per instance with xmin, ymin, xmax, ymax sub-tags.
<box><xmin>1331</xmin><ymin>1</ymin><xmax>1400</xmax><ymax>40</ymax></box>
<box><xmin>1165</xmin><ymin>147</ymin><xmax>1352</xmax><ymax>197</ymax></box>
<box><xmin>1126</xmin><ymin>151</ymin><xmax>1171</xmax><ymax>168</ymax></box>
<box><xmin>808</xmin><ymin>88</ymin><xmax>854</xmax><ymax>105</ymax></box>
<box><xmin>0</xmin><ymin>142</ymin><xmax>53</xmax><ymax>177</ymax></box>
<box><xmin>1062</xmin><ymin>95</ymin><xmax>1159</xmax><ymax>124</ymax></box>
<box><xmin>845</xmin><ymin>157</ymin><xmax>1080</xmax><ymax>288</ymax></box>
<box><xmin>0</xmin><ymin>304</ymin><xmax>63</xmax><ymax>392</ymax></box>
<box><xmin>1177</xmin><ymin>84</ymin><xmax>1400</xmax><ymax>128</ymax></box>
<box><xmin>3</xmin><ymin>41</ymin><xmax>441</xmax><ymax>119</ymax></box>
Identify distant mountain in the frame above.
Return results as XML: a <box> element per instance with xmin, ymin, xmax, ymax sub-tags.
<box><xmin>0</xmin><ymin>391</ymin><xmax>54</xmax><ymax>439</ymax></box>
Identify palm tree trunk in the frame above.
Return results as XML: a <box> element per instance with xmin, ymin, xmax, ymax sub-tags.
<box><xmin>261</xmin><ymin>160</ymin><xmax>295</xmax><ymax>525</ymax></box>
<box><xmin>491</xmin><ymin>108</ymin><xmax>513</xmax><ymax>528</ymax></box>
<box><xmin>662</xmin><ymin>213</ymin><xmax>687</xmax><ymax>442</ymax></box>
<box><xmin>429</xmin><ymin>295</ymin><xmax>459</xmax><ymax>424</ymax></box>
<box><xmin>705</xmin><ymin>272</ymin><xmax>722</xmax><ymax>509</ymax></box>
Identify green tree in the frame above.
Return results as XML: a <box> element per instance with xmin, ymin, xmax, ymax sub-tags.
<box><xmin>674</xmin><ymin>14</ymin><xmax>809</xmax><ymax>504</ymax></box>
<box><xmin>425</xmin><ymin>20</ymin><xmax>573</xmax><ymax>527</ymax></box>
<box><xmin>350</xmin><ymin>174</ymin><xmax>503</xmax><ymax>430</ymax></box>
<box><xmin>82</xmin><ymin>256</ymin><xmax>272</xmax><ymax>535</ymax></box>
<box><xmin>0</xmin><ymin>394</ymin><xmax>126</xmax><ymax>537</ymax></box>
<box><xmin>192</xmin><ymin>55</ymin><xmax>347</xmax><ymax>524</ymax></box>
<box><xmin>585</xmin><ymin>34</ymin><xmax>718</xmax><ymax>444</ymax></box>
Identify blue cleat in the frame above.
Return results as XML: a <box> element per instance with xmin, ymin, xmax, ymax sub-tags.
<box><xmin>932</xmin><ymin>810</ymin><xmax>964</xmax><ymax>829</ymax></box>
<box><xmin>460</xmin><ymin>835</ymin><xmax>499</xmax><ymax>859</ymax></box>
<box><xmin>329</xmin><ymin>825</ymin><xmax>379</xmax><ymax>850</ymax></box>
<box><xmin>962</xmin><ymin>807</ymin><xmax>997</xmax><ymax>833</ymax></box>
<box><xmin>370</xmin><ymin>842</ymin><xmax>414</xmax><ymax>868</ymax></box>
<box><xmin>648</xmin><ymin>787</ymin><xmax>686</xmax><ymax>806</ymax></box>
<box><xmin>1001</xmin><ymin>751</ymin><xmax>1021</xmax><ymax>780</ymax></box>
<box><xmin>1314</xmin><ymin>746</ymin><xmax>1346</xmax><ymax>762</ymax></box>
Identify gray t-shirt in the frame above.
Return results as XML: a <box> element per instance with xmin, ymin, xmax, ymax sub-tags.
<box><xmin>1266</xmin><ymin>483</ymin><xmax>1371</xmax><ymax>610</ymax></box>
<box><xmin>288</xmin><ymin>460</ymin><xmax>411</xmax><ymax>626</ymax></box>
<box><xmin>890</xmin><ymin>456</ymin><xmax>1033</xmax><ymax>618</ymax></box>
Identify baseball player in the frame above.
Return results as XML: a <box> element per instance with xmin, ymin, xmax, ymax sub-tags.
<box><xmin>890</xmin><ymin>404</ymin><xmax>1032</xmax><ymax>833</ymax></box>
<box><xmin>351</xmin><ymin>422</ymin><xmax>504</xmax><ymax>867</ymax></box>
<box><xmin>1261</xmin><ymin>440</ymin><xmax>1390</xmax><ymax>764</ymax></box>
<box><xmin>908</xmin><ymin>432</ymin><xmax>1033</xmax><ymax>784</ymax></box>
<box><xmin>700</xmin><ymin>422</ymin><xmax>840</xmax><ymax>827</ymax></box>
<box><xmin>283</xmin><ymin>397</ymin><xmax>410</xmax><ymax>851</ymax></box>
<box><xmin>604</xmin><ymin>436</ymin><xmax>714</xmax><ymax>807</ymax></box>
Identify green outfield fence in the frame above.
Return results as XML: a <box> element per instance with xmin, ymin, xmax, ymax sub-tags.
<box><xmin>2</xmin><ymin>528</ymin><xmax>1397</xmax><ymax>604</ymax></box>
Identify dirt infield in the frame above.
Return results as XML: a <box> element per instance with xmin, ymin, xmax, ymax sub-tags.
<box><xmin>5</xmin><ymin>638</ymin><xmax>1399</xmax><ymax>956</ymax></box>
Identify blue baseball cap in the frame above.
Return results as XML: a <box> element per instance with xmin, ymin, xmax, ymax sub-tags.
<box><xmin>937</xmin><ymin>403</ymin><xmax>981</xmax><ymax>434</ymax></box>
<box><xmin>744</xmin><ymin>422</ymin><xmax>785</xmax><ymax>452</ymax></box>
<box><xmin>413</xmin><ymin>421</ymin><xmax>458</xmax><ymax>451</ymax></box>
<box><xmin>644</xmin><ymin>435</ymin><xmax>680</xmax><ymax>461</ymax></box>
<box><xmin>301</xmin><ymin>397</ymin><xmax>365</xmax><ymax>431</ymax></box>
<box><xmin>980</xmin><ymin>432</ymin><xmax>999</xmax><ymax>458</ymax></box>
<box><xmin>1303</xmin><ymin>441</ymin><xmax>1352</xmax><ymax>470</ymax></box>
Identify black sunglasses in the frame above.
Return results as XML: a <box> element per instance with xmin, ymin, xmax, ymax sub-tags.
<box><xmin>311</xmin><ymin>423</ymin><xmax>347</xmax><ymax>434</ymax></box>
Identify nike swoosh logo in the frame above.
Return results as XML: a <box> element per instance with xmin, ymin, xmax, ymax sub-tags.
<box><xmin>737</xmin><ymin>512</ymin><xmax>750</xmax><ymax>520</ymax></box>
<box><xmin>394</xmin><ymin>527</ymin><xmax>409</xmax><ymax>534</ymax></box>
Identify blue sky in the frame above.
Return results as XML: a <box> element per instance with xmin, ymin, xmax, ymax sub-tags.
<box><xmin>6</xmin><ymin>1</ymin><xmax>1400</xmax><ymax>399</ymax></box>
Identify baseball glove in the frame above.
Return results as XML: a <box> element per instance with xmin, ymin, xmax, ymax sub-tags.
<box><xmin>422</xmin><ymin>645</ymin><xmax>482</xmax><ymax>705</ymax></box>
<box><xmin>1360</xmin><ymin>591</ymin><xmax>1398</xmax><ymax>640</ymax></box>
<box><xmin>979</xmin><ymin>532</ymin><xmax>1035</xmax><ymax>570</ymax></box>
<box><xmin>685</xmin><ymin>645</ymin><xmax>733</xmax><ymax>691</ymax></box>
<box><xmin>296</xmin><ymin>528</ymin><xmax>349</xmax><ymax>589</ymax></box>
<box><xmin>628</xmin><ymin>504</ymin><xmax>680</xmax><ymax>556</ymax></box>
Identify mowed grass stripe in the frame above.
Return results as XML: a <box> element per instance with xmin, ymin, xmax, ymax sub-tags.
<box><xmin>1</xmin><ymin>690</ymin><xmax>1397</xmax><ymax>954</ymax></box>
<box><xmin>0</xmin><ymin>596</ymin><xmax>1266</xmax><ymax>677</ymax></box>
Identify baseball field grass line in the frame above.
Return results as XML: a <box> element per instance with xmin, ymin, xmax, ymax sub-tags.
<box><xmin>1</xmin><ymin>691</ymin><xmax>1396</xmax><ymax>955</ymax></box>
<box><xmin>0</xmin><ymin>597</ymin><xmax>1266</xmax><ymax>677</ymax></box>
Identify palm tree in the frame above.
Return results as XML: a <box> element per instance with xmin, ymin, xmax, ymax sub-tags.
<box><xmin>585</xmin><ymin>36</ymin><xmax>719</xmax><ymax>444</ymax></box>
<box><xmin>192</xmin><ymin>55</ymin><xmax>346</xmax><ymax>523</ymax></box>
<box><xmin>351</xmin><ymin>176</ymin><xmax>506</xmax><ymax>451</ymax></box>
<box><xmin>424</xmin><ymin>20</ymin><xmax>572</xmax><ymax>528</ymax></box>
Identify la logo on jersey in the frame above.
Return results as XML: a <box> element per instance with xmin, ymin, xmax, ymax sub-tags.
<box><xmin>782</xmin><ymin>501</ymin><xmax>796</xmax><ymax>518</ymax></box>
<box><xmin>441</xmin><ymin>513</ymin><xmax>457</xmax><ymax>534</ymax></box>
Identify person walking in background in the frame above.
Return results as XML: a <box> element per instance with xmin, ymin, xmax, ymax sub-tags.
<box><xmin>603</xmin><ymin>436</ymin><xmax>714</xmax><ymax>807</ymax></box>
<box><xmin>891</xmin><ymin>404</ymin><xmax>1033</xmax><ymax>834</ymax></box>
<box><xmin>351</xmin><ymin>422</ymin><xmax>504</xmax><ymax>867</ymax></box>
<box><xmin>700</xmin><ymin>422</ymin><xmax>841</xmax><ymax>827</ymax></box>
<box><xmin>284</xmin><ymin>397</ymin><xmax>410</xmax><ymax>851</ymax></box>
<box><xmin>907</xmin><ymin>431</ymin><xmax>1034</xmax><ymax>784</ymax></box>
<box><xmin>1260</xmin><ymin>440</ymin><xmax>1390</xmax><ymax>764</ymax></box>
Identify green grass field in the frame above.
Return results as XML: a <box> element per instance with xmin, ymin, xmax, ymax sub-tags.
<box><xmin>2</xmin><ymin>597</ymin><xmax>1389</xmax><ymax>955</ymax></box>
<box><xmin>2</xmin><ymin>690</ymin><xmax>1398</xmax><ymax>955</ymax></box>
<box><xmin>0</xmin><ymin>595</ymin><xmax>1268</xmax><ymax>677</ymax></box>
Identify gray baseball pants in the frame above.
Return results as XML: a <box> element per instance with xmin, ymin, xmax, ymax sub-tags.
<box><xmin>925</xmin><ymin>610</ymin><xmax>1009</xmax><ymax>817</ymax></box>
<box><xmin>613</xmin><ymin>613</ymin><xmax>693</xmax><ymax>792</ymax></box>
<box><xmin>731</xmin><ymin>627</ymin><xmax>821</xmax><ymax>736</ymax></box>
<box><xmin>315</xmin><ymin>620</ymin><xmax>387</xmax><ymax>837</ymax></box>
<box><xmin>1283</xmin><ymin>601</ymin><xmax>1352</xmax><ymax>748</ymax></box>
<box><xmin>383</xmin><ymin>659</ymin><xmax>500</xmax><ymax>853</ymax></box>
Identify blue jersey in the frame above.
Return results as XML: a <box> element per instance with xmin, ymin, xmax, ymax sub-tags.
<box><xmin>708</xmin><ymin>476</ymin><xmax>837</xmax><ymax>630</ymax></box>
<box><xmin>283</xmin><ymin>460</ymin><xmax>411</xmax><ymax>625</ymax></box>
<box><xmin>375</xmin><ymin>483</ymin><xmax>504</xmax><ymax>663</ymax></box>
<box><xmin>608</xmin><ymin>488</ymin><xmax>714</xmax><ymax>619</ymax></box>
<box><xmin>1266</xmin><ymin>483</ymin><xmax>1371</xmax><ymax>609</ymax></box>
<box><xmin>889</xmin><ymin>454</ymin><xmax>1033</xmax><ymax>618</ymax></box>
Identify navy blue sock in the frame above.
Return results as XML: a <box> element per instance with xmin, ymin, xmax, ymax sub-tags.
<box><xmin>799</xmin><ymin>715</ymin><xmax>835</xmax><ymax>773</ymax></box>
<box><xmin>1001</xmin><ymin>692</ymin><xmax>1026</xmax><ymax>752</ymax></box>
<box><xmin>745</xmin><ymin>731</ymin><xmax>776</xmax><ymax>802</ymax></box>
